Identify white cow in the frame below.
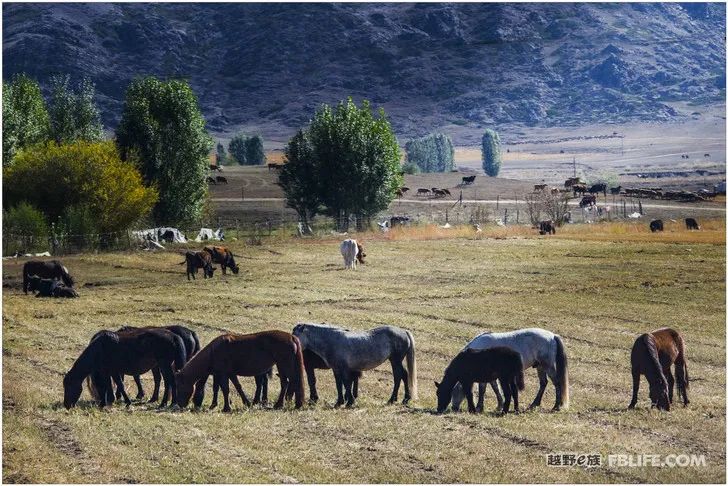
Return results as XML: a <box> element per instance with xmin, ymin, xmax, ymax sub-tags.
<box><xmin>340</xmin><ymin>239</ymin><xmax>365</xmax><ymax>269</ymax></box>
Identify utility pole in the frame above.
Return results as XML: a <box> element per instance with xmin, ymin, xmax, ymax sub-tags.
<box><xmin>573</xmin><ymin>157</ymin><xmax>576</xmax><ymax>178</ymax></box>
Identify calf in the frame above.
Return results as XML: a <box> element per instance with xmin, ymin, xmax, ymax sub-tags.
<box><xmin>685</xmin><ymin>218</ymin><xmax>700</xmax><ymax>230</ymax></box>
<box><xmin>23</xmin><ymin>260</ymin><xmax>74</xmax><ymax>294</ymax></box>
<box><xmin>180</xmin><ymin>251</ymin><xmax>216</xmax><ymax>280</ymax></box>
<box><xmin>650</xmin><ymin>220</ymin><xmax>664</xmax><ymax>233</ymax></box>
<box><xmin>538</xmin><ymin>220</ymin><xmax>556</xmax><ymax>235</ymax></box>
<box><xmin>203</xmin><ymin>246</ymin><xmax>240</xmax><ymax>275</ymax></box>
<box><xmin>417</xmin><ymin>188</ymin><xmax>430</xmax><ymax>196</ymax></box>
<box><xmin>340</xmin><ymin>239</ymin><xmax>363</xmax><ymax>269</ymax></box>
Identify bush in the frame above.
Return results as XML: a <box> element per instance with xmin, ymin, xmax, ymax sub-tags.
<box><xmin>4</xmin><ymin>141</ymin><xmax>158</xmax><ymax>234</ymax></box>
<box><xmin>401</xmin><ymin>162</ymin><xmax>421</xmax><ymax>174</ymax></box>
<box><xmin>58</xmin><ymin>204</ymin><xmax>99</xmax><ymax>250</ymax></box>
<box><xmin>3</xmin><ymin>202</ymin><xmax>49</xmax><ymax>254</ymax></box>
<box><xmin>404</xmin><ymin>133</ymin><xmax>454</xmax><ymax>172</ymax></box>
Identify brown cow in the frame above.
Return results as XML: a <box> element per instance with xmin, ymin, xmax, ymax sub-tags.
<box><xmin>180</xmin><ymin>251</ymin><xmax>215</xmax><ymax>280</ymax></box>
<box><xmin>203</xmin><ymin>246</ymin><xmax>240</xmax><ymax>275</ymax></box>
<box><xmin>355</xmin><ymin>242</ymin><xmax>366</xmax><ymax>265</ymax></box>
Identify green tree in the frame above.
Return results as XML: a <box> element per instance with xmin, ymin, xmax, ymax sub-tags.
<box><xmin>278</xmin><ymin>130</ymin><xmax>320</xmax><ymax>232</ymax></box>
<box><xmin>481</xmin><ymin>128</ymin><xmax>502</xmax><ymax>177</ymax></box>
<box><xmin>4</xmin><ymin>141</ymin><xmax>158</xmax><ymax>233</ymax></box>
<box><xmin>48</xmin><ymin>75</ymin><xmax>103</xmax><ymax>144</ymax></box>
<box><xmin>228</xmin><ymin>134</ymin><xmax>248</xmax><ymax>165</ymax></box>
<box><xmin>404</xmin><ymin>133</ymin><xmax>454</xmax><ymax>173</ymax></box>
<box><xmin>216</xmin><ymin>142</ymin><xmax>228</xmax><ymax>166</ymax></box>
<box><xmin>2</xmin><ymin>74</ymin><xmax>50</xmax><ymax>166</ymax></box>
<box><xmin>281</xmin><ymin>98</ymin><xmax>401</xmax><ymax>231</ymax></box>
<box><xmin>116</xmin><ymin>77</ymin><xmax>212</xmax><ymax>225</ymax></box>
<box><xmin>245</xmin><ymin>135</ymin><xmax>266</xmax><ymax>165</ymax></box>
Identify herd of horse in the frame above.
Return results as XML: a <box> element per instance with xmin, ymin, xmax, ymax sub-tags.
<box><xmin>61</xmin><ymin>320</ymin><xmax>690</xmax><ymax>415</ymax></box>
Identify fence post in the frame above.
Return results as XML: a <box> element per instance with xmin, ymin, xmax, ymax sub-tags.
<box><xmin>496</xmin><ymin>195</ymin><xmax>500</xmax><ymax>210</ymax></box>
<box><xmin>504</xmin><ymin>208</ymin><xmax>508</xmax><ymax>225</ymax></box>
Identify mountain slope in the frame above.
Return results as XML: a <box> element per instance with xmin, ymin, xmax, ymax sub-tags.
<box><xmin>3</xmin><ymin>3</ymin><xmax>725</xmax><ymax>142</ymax></box>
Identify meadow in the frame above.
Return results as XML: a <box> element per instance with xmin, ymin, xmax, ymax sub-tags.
<box><xmin>2</xmin><ymin>223</ymin><xmax>726</xmax><ymax>483</ymax></box>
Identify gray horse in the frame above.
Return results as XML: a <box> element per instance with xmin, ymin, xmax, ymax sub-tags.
<box><xmin>292</xmin><ymin>323</ymin><xmax>418</xmax><ymax>407</ymax></box>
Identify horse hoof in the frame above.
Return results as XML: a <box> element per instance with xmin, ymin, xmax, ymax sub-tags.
<box><xmin>222</xmin><ymin>407</ymin><xmax>232</xmax><ymax>413</ymax></box>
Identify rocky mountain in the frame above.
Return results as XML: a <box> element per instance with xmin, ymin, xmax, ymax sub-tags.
<box><xmin>3</xmin><ymin>3</ymin><xmax>725</xmax><ymax>143</ymax></box>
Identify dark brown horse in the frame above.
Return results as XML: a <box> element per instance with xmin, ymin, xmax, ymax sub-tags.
<box><xmin>628</xmin><ymin>328</ymin><xmax>689</xmax><ymax>411</ymax></box>
<box><xmin>175</xmin><ymin>330</ymin><xmax>305</xmax><ymax>411</ymax></box>
<box><xmin>23</xmin><ymin>260</ymin><xmax>74</xmax><ymax>294</ymax></box>
<box><xmin>63</xmin><ymin>327</ymin><xmax>187</xmax><ymax>409</ymax></box>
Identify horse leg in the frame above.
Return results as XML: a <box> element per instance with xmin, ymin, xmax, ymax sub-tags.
<box><xmin>192</xmin><ymin>375</ymin><xmax>209</xmax><ymax>408</ymax></box>
<box><xmin>133</xmin><ymin>374</ymin><xmax>145</xmax><ymax>400</ymax></box>
<box><xmin>343</xmin><ymin>373</ymin><xmax>356</xmax><ymax>407</ymax></box>
<box><xmin>148</xmin><ymin>367</ymin><xmax>161</xmax><ymax>403</ymax></box>
<box><xmin>500</xmin><ymin>378</ymin><xmax>512</xmax><ymax>414</ymax></box>
<box><xmin>511</xmin><ymin>381</ymin><xmax>520</xmax><ymax>413</ymax></box>
<box><xmin>273</xmin><ymin>372</ymin><xmax>288</xmax><ymax>409</ymax></box>
<box><xmin>388</xmin><ymin>359</ymin><xmax>404</xmax><ymax>404</ymax></box>
<box><xmin>253</xmin><ymin>374</ymin><xmax>264</xmax><ymax>405</ymax></box>
<box><xmin>664</xmin><ymin>366</ymin><xmax>675</xmax><ymax>404</ymax></box>
<box><xmin>463</xmin><ymin>381</ymin><xmax>477</xmax><ymax>413</ymax></box>
<box><xmin>475</xmin><ymin>382</ymin><xmax>486</xmax><ymax>413</ymax></box>
<box><xmin>353</xmin><ymin>376</ymin><xmax>359</xmax><ymax>399</ymax></box>
<box><xmin>529</xmin><ymin>369</ymin><xmax>548</xmax><ymax>409</ymax></box>
<box><xmin>333</xmin><ymin>371</ymin><xmax>345</xmax><ymax>407</ymax></box>
<box><xmin>628</xmin><ymin>370</ymin><xmax>640</xmax><ymax>409</ymax></box>
<box><xmin>158</xmin><ymin>363</ymin><xmax>175</xmax><ymax>408</ymax></box>
<box><xmin>209</xmin><ymin>375</ymin><xmax>219</xmax><ymax>409</ymax></box>
<box><xmin>262</xmin><ymin>371</ymin><xmax>269</xmax><ymax>405</ymax></box>
<box><xmin>230</xmin><ymin>375</ymin><xmax>252</xmax><ymax>407</ymax></box>
<box><xmin>112</xmin><ymin>374</ymin><xmax>132</xmax><ymax>407</ymax></box>
<box><xmin>115</xmin><ymin>375</ymin><xmax>123</xmax><ymax>400</ymax></box>
<box><xmin>99</xmin><ymin>375</ymin><xmax>113</xmax><ymax>408</ymax></box>
<box><xmin>218</xmin><ymin>374</ymin><xmax>232</xmax><ymax>412</ymax></box>
<box><xmin>490</xmin><ymin>380</ymin><xmax>503</xmax><ymax>411</ymax></box>
<box><xmin>306</xmin><ymin>364</ymin><xmax>319</xmax><ymax>403</ymax></box>
<box><xmin>547</xmin><ymin>366</ymin><xmax>562</xmax><ymax>411</ymax></box>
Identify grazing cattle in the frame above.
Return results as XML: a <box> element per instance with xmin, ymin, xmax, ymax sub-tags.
<box><xmin>441</xmin><ymin>188</ymin><xmax>451</xmax><ymax>196</ymax></box>
<box><xmin>588</xmin><ymin>183</ymin><xmax>607</xmax><ymax>197</ymax></box>
<box><xmin>292</xmin><ymin>323</ymin><xmax>417</xmax><ymax>407</ymax></box>
<box><xmin>203</xmin><ymin>246</ymin><xmax>240</xmax><ymax>275</ymax></box>
<box><xmin>650</xmin><ymin>219</ymin><xmax>664</xmax><ymax>232</ymax></box>
<box><xmin>180</xmin><ymin>251</ymin><xmax>215</xmax><ymax>280</ymax></box>
<box><xmin>628</xmin><ymin>328</ymin><xmax>689</xmax><ymax>411</ymax></box>
<box><xmin>436</xmin><ymin>347</ymin><xmax>525</xmax><ymax>414</ymax></box>
<box><xmin>461</xmin><ymin>175</ymin><xmax>476</xmax><ymax>185</ymax></box>
<box><xmin>340</xmin><ymin>239</ymin><xmax>364</xmax><ymax>269</ymax></box>
<box><xmin>564</xmin><ymin>177</ymin><xmax>583</xmax><ymax>188</ymax></box>
<box><xmin>416</xmin><ymin>188</ymin><xmax>430</xmax><ymax>196</ymax></box>
<box><xmin>685</xmin><ymin>218</ymin><xmax>700</xmax><ymax>230</ymax></box>
<box><xmin>390</xmin><ymin>216</ymin><xmax>411</xmax><ymax>227</ymax></box>
<box><xmin>23</xmin><ymin>260</ymin><xmax>74</xmax><ymax>294</ymax></box>
<box><xmin>432</xmin><ymin>188</ymin><xmax>447</xmax><ymax>197</ymax></box>
<box><xmin>579</xmin><ymin>194</ymin><xmax>597</xmax><ymax>208</ymax></box>
<box><xmin>572</xmin><ymin>183</ymin><xmax>588</xmax><ymax>196</ymax></box>
<box><xmin>704</xmin><ymin>153</ymin><xmax>710</xmax><ymax>157</ymax></box>
<box><xmin>206</xmin><ymin>176</ymin><xmax>217</xmax><ymax>185</ymax></box>
<box><xmin>395</xmin><ymin>189</ymin><xmax>404</xmax><ymax>198</ymax></box>
<box><xmin>209</xmin><ymin>164</ymin><xmax>221</xmax><ymax>172</ymax></box>
<box><xmin>610</xmin><ymin>186</ymin><xmax>622</xmax><ymax>195</ymax></box>
<box><xmin>400</xmin><ymin>187</ymin><xmax>410</xmax><ymax>194</ymax></box>
<box><xmin>533</xmin><ymin>183</ymin><xmax>547</xmax><ymax>191</ymax></box>
<box><xmin>216</xmin><ymin>176</ymin><xmax>228</xmax><ymax>184</ymax></box>
<box><xmin>538</xmin><ymin>220</ymin><xmax>556</xmax><ymax>235</ymax></box>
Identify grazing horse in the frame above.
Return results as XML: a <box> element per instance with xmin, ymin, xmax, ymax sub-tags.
<box><xmin>572</xmin><ymin>183</ymin><xmax>588</xmax><ymax>196</ymax></box>
<box><xmin>26</xmin><ymin>275</ymin><xmax>78</xmax><ymax>298</ymax></box>
<box><xmin>206</xmin><ymin>176</ymin><xmax>217</xmax><ymax>185</ymax></box>
<box><xmin>579</xmin><ymin>194</ymin><xmax>597</xmax><ymax>208</ymax></box>
<box><xmin>628</xmin><ymin>328</ymin><xmax>689</xmax><ymax>411</ymax></box>
<box><xmin>450</xmin><ymin>328</ymin><xmax>569</xmax><ymax>412</ymax></box>
<box><xmin>292</xmin><ymin>322</ymin><xmax>417</xmax><ymax>407</ymax></box>
<box><xmin>417</xmin><ymin>188</ymin><xmax>431</xmax><ymax>196</ymax></box>
<box><xmin>462</xmin><ymin>175</ymin><xmax>476</xmax><ymax>185</ymax></box>
<box><xmin>203</xmin><ymin>246</ymin><xmax>240</xmax><ymax>275</ymax></box>
<box><xmin>23</xmin><ymin>260</ymin><xmax>74</xmax><ymax>294</ymax></box>
<box><xmin>685</xmin><ymin>218</ymin><xmax>700</xmax><ymax>230</ymax></box>
<box><xmin>63</xmin><ymin>327</ymin><xmax>187</xmax><ymax>409</ymax></box>
<box><xmin>436</xmin><ymin>347</ymin><xmax>525</xmax><ymax>414</ymax></box>
<box><xmin>538</xmin><ymin>220</ymin><xmax>556</xmax><ymax>235</ymax></box>
<box><xmin>610</xmin><ymin>186</ymin><xmax>622</xmax><ymax>195</ymax></box>
<box><xmin>89</xmin><ymin>325</ymin><xmax>201</xmax><ymax>404</ymax></box>
<box><xmin>650</xmin><ymin>219</ymin><xmax>664</xmax><ymax>232</ymax></box>
<box><xmin>588</xmin><ymin>183</ymin><xmax>607</xmax><ymax>197</ymax></box>
<box><xmin>175</xmin><ymin>330</ymin><xmax>305</xmax><ymax>411</ymax></box>
<box><xmin>441</xmin><ymin>188</ymin><xmax>451</xmax><ymax>196</ymax></box>
<box><xmin>400</xmin><ymin>187</ymin><xmax>410</xmax><ymax>194</ymax></box>
<box><xmin>180</xmin><ymin>251</ymin><xmax>215</xmax><ymax>280</ymax></box>
<box><xmin>340</xmin><ymin>239</ymin><xmax>364</xmax><ymax>269</ymax></box>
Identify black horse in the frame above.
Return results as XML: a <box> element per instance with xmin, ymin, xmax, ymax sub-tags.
<box><xmin>64</xmin><ymin>327</ymin><xmax>187</xmax><ymax>409</ymax></box>
<box><xmin>650</xmin><ymin>219</ymin><xmax>664</xmax><ymax>232</ymax></box>
<box><xmin>23</xmin><ymin>260</ymin><xmax>74</xmax><ymax>294</ymax></box>
<box><xmin>26</xmin><ymin>275</ymin><xmax>79</xmax><ymax>298</ymax></box>
<box><xmin>588</xmin><ymin>183</ymin><xmax>607</xmax><ymax>197</ymax></box>
<box><xmin>90</xmin><ymin>325</ymin><xmax>200</xmax><ymax>404</ymax></box>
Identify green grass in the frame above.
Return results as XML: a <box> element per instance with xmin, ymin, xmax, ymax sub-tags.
<box><xmin>2</xmin><ymin>231</ymin><xmax>725</xmax><ymax>483</ymax></box>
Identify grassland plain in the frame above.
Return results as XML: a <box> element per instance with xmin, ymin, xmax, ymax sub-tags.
<box><xmin>2</xmin><ymin>223</ymin><xmax>725</xmax><ymax>483</ymax></box>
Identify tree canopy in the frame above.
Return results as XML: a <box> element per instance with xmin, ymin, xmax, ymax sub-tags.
<box><xmin>48</xmin><ymin>75</ymin><xmax>103</xmax><ymax>145</ymax></box>
<box><xmin>404</xmin><ymin>133</ymin><xmax>454</xmax><ymax>173</ymax></box>
<box><xmin>2</xmin><ymin>73</ymin><xmax>50</xmax><ymax>166</ymax></box>
<box><xmin>481</xmin><ymin>129</ymin><xmax>502</xmax><ymax>177</ymax></box>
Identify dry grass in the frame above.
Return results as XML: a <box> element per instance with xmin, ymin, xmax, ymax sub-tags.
<box><xmin>2</xmin><ymin>229</ymin><xmax>725</xmax><ymax>483</ymax></box>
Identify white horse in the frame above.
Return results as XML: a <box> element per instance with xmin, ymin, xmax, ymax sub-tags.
<box><xmin>451</xmin><ymin>328</ymin><xmax>569</xmax><ymax>412</ymax></box>
<box><xmin>340</xmin><ymin>239</ymin><xmax>365</xmax><ymax>269</ymax></box>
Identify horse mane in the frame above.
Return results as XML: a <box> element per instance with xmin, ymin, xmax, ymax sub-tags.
<box><xmin>69</xmin><ymin>331</ymin><xmax>118</xmax><ymax>383</ymax></box>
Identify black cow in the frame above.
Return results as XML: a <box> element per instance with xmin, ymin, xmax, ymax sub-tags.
<box><xmin>206</xmin><ymin>177</ymin><xmax>217</xmax><ymax>185</ymax></box>
<box><xmin>685</xmin><ymin>218</ymin><xmax>700</xmax><ymax>230</ymax></box>
<box><xmin>461</xmin><ymin>175</ymin><xmax>476</xmax><ymax>185</ymax></box>
<box><xmin>610</xmin><ymin>186</ymin><xmax>622</xmax><ymax>195</ymax></box>
<box><xmin>588</xmin><ymin>183</ymin><xmax>607</xmax><ymax>197</ymax></box>
<box><xmin>23</xmin><ymin>260</ymin><xmax>74</xmax><ymax>294</ymax></box>
<box><xmin>650</xmin><ymin>220</ymin><xmax>664</xmax><ymax>232</ymax></box>
<box><xmin>538</xmin><ymin>220</ymin><xmax>556</xmax><ymax>235</ymax></box>
<box><xmin>579</xmin><ymin>194</ymin><xmax>597</xmax><ymax>208</ymax></box>
<box><xmin>180</xmin><ymin>251</ymin><xmax>216</xmax><ymax>280</ymax></box>
<box><xmin>216</xmin><ymin>176</ymin><xmax>228</xmax><ymax>184</ymax></box>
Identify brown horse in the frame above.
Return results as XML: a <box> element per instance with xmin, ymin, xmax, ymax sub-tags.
<box><xmin>175</xmin><ymin>330</ymin><xmax>305</xmax><ymax>411</ymax></box>
<box><xmin>629</xmin><ymin>328</ymin><xmax>689</xmax><ymax>411</ymax></box>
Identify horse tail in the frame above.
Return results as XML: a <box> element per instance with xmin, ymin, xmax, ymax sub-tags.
<box><xmin>405</xmin><ymin>330</ymin><xmax>418</xmax><ymax>400</ymax></box>
<box><xmin>554</xmin><ymin>335</ymin><xmax>569</xmax><ymax>409</ymax></box>
<box><xmin>674</xmin><ymin>332</ymin><xmax>689</xmax><ymax>399</ymax></box>
<box><xmin>516</xmin><ymin>367</ymin><xmax>526</xmax><ymax>391</ymax></box>
<box><xmin>172</xmin><ymin>334</ymin><xmax>188</xmax><ymax>371</ymax></box>
<box><xmin>291</xmin><ymin>335</ymin><xmax>306</xmax><ymax>408</ymax></box>
<box><xmin>191</xmin><ymin>330</ymin><xmax>201</xmax><ymax>356</ymax></box>
<box><xmin>86</xmin><ymin>375</ymin><xmax>100</xmax><ymax>401</ymax></box>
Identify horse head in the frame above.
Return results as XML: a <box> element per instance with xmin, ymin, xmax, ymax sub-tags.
<box><xmin>63</xmin><ymin>372</ymin><xmax>83</xmax><ymax>409</ymax></box>
<box><xmin>174</xmin><ymin>371</ymin><xmax>195</xmax><ymax>408</ymax></box>
<box><xmin>650</xmin><ymin>383</ymin><xmax>670</xmax><ymax>411</ymax></box>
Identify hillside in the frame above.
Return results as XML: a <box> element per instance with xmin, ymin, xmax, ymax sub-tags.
<box><xmin>3</xmin><ymin>3</ymin><xmax>725</xmax><ymax>143</ymax></box>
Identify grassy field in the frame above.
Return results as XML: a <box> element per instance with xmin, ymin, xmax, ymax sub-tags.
<box><xmin>2</xmin><ymin>224</ymin><xmax>726</xmax><ymax>483</ymax></box>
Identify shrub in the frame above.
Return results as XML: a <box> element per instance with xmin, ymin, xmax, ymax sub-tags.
<box><xmin>404</xmin><ymin>133</ymin><xmax>454</xmax><ymax>172</ymax></box>
<box><xmin>4</xmin><ymin>141</ymin><xmax>158</xmax><ymax>234</ymax></box>
<box><xmin>3</xmin><ymin>202</ymin><xmax>49</xmax><ymax>254</ymax></box>
<box><xmin>401</xmin><ymin>162</ymin><xmax>421</xmax><ymax>174</ymax></box>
